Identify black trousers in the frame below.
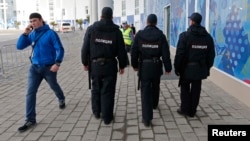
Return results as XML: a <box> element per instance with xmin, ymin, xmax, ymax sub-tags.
<box><xmin>180</xmin><ymin>79</ymin><xmax>202</xmax><ymax>116</ymax></box>
<box><xmin>141</xmin><ymin>77</ymin><xmax>160</xmax><ymax>121</ymax></box>
<box><xmin>91</xmin><ymin>74</ymin><xmax>117</xmax><ymax>121</ymax></box>
<box><xmin>125</xmin><ymin>45</ymin><xmax>131</xmax><ymax>65</ymax></box>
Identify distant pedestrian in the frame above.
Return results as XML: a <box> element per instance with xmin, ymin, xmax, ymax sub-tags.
<box><xmin>131</xmin><ymin>24</ymin><xmax>136</xmax><ymax>34</ymax></box>
<box><xmin>16</xmin><ymin>13</ymin><xmax>65</xmax><ymax>132</ymax></box>
<box><xmin>81</xmin><ymin>7</ymin><xmax>127</xmax><ymax>125</ymax></box>
<box><xmin>174</xmin><ymin>12</ymin><xmax>215</xmax><ymax>117</ymax></box>
<box><xmin>131</xmin><ymin>14</ymin><xmax>172</xmax><ymax>127</ymax></box>
<box><xmin>120</xmin><ymin>21</ymin><xmax>134</xmax><ymax>65</ymax></box>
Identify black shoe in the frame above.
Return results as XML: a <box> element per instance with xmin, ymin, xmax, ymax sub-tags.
<box><xmin>59</xmin><ymin>101</ymin><xmax>66</xmax><ymax>109</ymax></box>
<box><xmin>103</xmin><ymin>117</ymin><xmax>113</xmax><ymax>125</ymax></box>
<box><xmin>189</xmin><ymin>113</ymin><xmax>195</xmax><ymax>117</ymax></box>
<box><xmin>94</xmin><ymin>113</ymin><xmax>100</xmax><ymax>119</ymax></box>
<box><xmin>177</xmin><ymin>108</ymin><xmax>187</xmax><ymax>116</ymax></box>
<box><xmin>153</xmin><ymin>106</ymin><xmax>158</xmax><ymax>110</ymax></box>
<box><xmin>18</xmin><ymin>121</ymin><xmax>36</xmax><ymax>132</ymax></box>
<box><xmin>104</xmin><ymin>119</ymin><xmax>112</xmax><ymax>125</ymax></box>
<box><xmin>142</xmin><ymin>119</ymin><xmax>151</xmax><ymax>127</ymax></box>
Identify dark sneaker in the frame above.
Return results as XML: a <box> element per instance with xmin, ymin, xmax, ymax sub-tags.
<box><xmin>153</xmin><ymin>106</ymin><xmax>158</xmax><ymax>110</ymax></box>
<box><xmin>18</xmin><ymin>121</ymin><xmax>36</xmax><ymax>132</ymax></box>
<box><xmin>177</xmin><ymin>108</ymin><xmax>188</xmax><ymax>117</ymax></box>
<box><xmin>103</xmin><ymin>116</ymin><xmax>113</xmax><ymax>125</ymax></box>
<box><xmin>189</xmin><ymin>112</ymin><xmax>195</xmax><ymax>117</ymax></box>
<box><xmin>177</xmin><ymin>108</ymin><xmax>195</xmax><ymax>117</ymax></box>
<box><xmin>142</xmin><ymin>119</ymin><xmax>151</xmax><ymax>127</ymax></box>
<box><xmin>189</xmin><ymin>114</ymin><xmax>195</xmax><ymax>118</ymax></box>
<box><xmin>104</xmin><ymin>119</ymin><xmax>112</xmax><ymax>125</ymax></box>
<box><xmin>94</xmin><ymin>113</ymin><xmax>100</xmax><ymax>119</ymax></box>
<box><xmin>59</xmin><ymin>101</ymin><xmax>66</xmax><ymax>109</ymax></box>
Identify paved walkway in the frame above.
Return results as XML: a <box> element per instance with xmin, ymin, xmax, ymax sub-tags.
<box><xmin>0</xmin><ymin>31</ymin><xmax>250</xmax><ymax>141</ymax></box>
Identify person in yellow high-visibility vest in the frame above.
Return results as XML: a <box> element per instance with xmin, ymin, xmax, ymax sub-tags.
<box><xmin>120</xmin><ymin>21</ymin><xmax>134</xmax><ymax>65</ymax></box>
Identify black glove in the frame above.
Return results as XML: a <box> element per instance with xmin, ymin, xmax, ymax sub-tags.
<box><xmin>175</xmin><ymin>70</ymin><xmax>180</xmax><ymax>76</ymax></box>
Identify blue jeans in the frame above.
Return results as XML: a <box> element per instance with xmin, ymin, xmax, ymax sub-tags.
<box><xmin>26</xmin><ymin>64</ymin><xmax>65</xmax><ymax>123</ymax></box>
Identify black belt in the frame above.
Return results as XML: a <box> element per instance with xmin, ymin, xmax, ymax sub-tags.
<box><xmin>187</xmin><ymin>62</ymin><xmax>199</xmax><ymax>66</ymax></box>
<box><xmin>92</xmin><ymin>58</ymin><xmax>112</xmax><ymax>63</ymax></box>
<box><xmin>142</xmin><ymin>58</ymin><xmax>160</xmax><ymax>63</ymax></box>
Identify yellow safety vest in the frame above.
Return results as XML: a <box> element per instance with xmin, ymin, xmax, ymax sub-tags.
<box><xmin>120</xmin><ymin>28</ymin><xmax>132</xmax><ymax>45</ymax></box>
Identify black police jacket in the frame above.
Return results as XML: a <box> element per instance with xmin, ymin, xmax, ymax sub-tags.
<box><xmin>131</xmin><ymin>25</ymin><xmax>172</xmax><ymax>78</ymax></box>
<box><xmin>81</xmin><ymin>19</ymin><xmax>127</xmax><ymax>75</ymax></box>
<box><xmin>174</xmin><ymin>24</ymin><xmax>215</xmax><ymax>80</ymax></box>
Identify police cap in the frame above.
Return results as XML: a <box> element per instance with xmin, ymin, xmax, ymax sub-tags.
<box><xmin>147</xmin><ymin>14</ymin><xmax>157</xmax><ymax>24</ymax></box>
<box><xmin>188</xmin><ymin>12</ymin><xmax>202</xmax><ymax>24</ymax></box>
<box><xmin>101</xmin><ymin>7</ymin><xmax>113</xmax><ymax>19</ymax></box>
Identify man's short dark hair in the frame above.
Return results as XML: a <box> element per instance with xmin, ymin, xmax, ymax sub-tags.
<box><xmin>29</xmin><ymin>13</ymin><xmax>42</xmax><ymax>19</ymax></box>
<box><xmin>101</xmin><ymin>7</ymin><xmax>113</xmax><ymax>19</ymax></box>
<box><xmin>147</xmin><ymin>14</ymin><xmax>157</xmax><ymax>25</ymax></box>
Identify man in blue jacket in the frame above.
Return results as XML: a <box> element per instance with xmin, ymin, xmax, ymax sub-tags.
<box><xmin>16</xmin><ymin>13</ymin><xmax>65</xmax><ymax>132</ymax></box>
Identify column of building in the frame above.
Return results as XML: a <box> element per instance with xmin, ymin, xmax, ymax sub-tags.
<box><xmin>89</xmin><ymin>0</ymin><xmax>113</xmax><ymax>24</ymax></box>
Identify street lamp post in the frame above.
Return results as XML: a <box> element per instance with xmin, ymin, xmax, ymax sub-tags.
<box><xmin>74</xmin><ymin>0</ymin><xmax>76</xmax><ymax>26</ymax></box>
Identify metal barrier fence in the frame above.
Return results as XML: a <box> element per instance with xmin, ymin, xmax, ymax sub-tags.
<box><xmin>0</xmin><ymin>44</ymin><xmax>31</xmax><ymax>77</ymax></box>
<box><xmin>0</xmin><ymin>30</ymin><xmax>85</xmax><ymax>79</ymax></box>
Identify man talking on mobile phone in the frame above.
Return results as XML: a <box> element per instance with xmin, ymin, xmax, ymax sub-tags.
<box><xmin>16</xmin><ymin>12</ymin><xmax>65</xmax><ymax>132</ymax></box>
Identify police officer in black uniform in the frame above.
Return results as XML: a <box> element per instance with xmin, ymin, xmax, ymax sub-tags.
<box><xmin>131</xmin><ymin>14</ymin><xmax>172</xmax><ymax>127</ymax></box>
<box><xmin>81</xmin><ymin>7</ymin><xmax>127</xmax><ymax>125</ymax></box>
<box><xmin>174</xmin><ymin>12</ymin><xmax>215</xmax><ymax>117</ymax></box>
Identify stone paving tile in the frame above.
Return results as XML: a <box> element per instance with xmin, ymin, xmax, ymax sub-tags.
<box><xmin>178</xmin><ymin>125</ymin><xmax>193</xmax><ymax>133</ymax></box>
<box><xmin>67</xmin><ymin>136</ymin><xmax>81</xmax><ymax>141</ymax></box>
<box><xmin>0</xmin><ymin>132</ymin><xmax>15</xmax><ymax>141</ymax></box>
<box><xmin>152</xmin><ymin>126</ymin><xmax>166</xmax><ymax>134</ymax></box>
<box><xmin>126</xmin><ymin>135</ymin><xmax>139</xmax><ymax>141</ymax></box>
<box><xmin>53</xmin><ymin>132</ymin><xmax>70</xmax><ymax>140</ymax></box>
<box><xmin>82</xmin><ymin>131</ymin><xmax>97</xmax><ymax>141</ymax></box>
<box><xmin>24</xmin><ymin>132</ymin><xmax>43</xmax><ymax>141</ymax></box>
<box><xmin>126</xmin><ymin>126</ymin><xmax>139</xmax><ymax>134</ymax></box>
<box><xmin>141</xmin><ymin>130</ymin><xmax>154</xmax><ymax>139</ymax></box>
<box><xmin>33</xmin><ymin>124</ymin><xmax>49</xmax><ymax>132</ymax></box>
<box><xmin>112</xmin><ymin>131</ymin><xmax>124</xmax><ymax>140</ymax></box>
<box><xmin>43</xmin><ymin>128</ymin><xmax>60</xmax><ymax>136</ymax></box>
<box><xmin>193</xmin><ymin>128</ymin><xmax>207</xmax><ymax>137</ymax></box>
<box><xmin>8</xmin><ymin>136</ymin><xmax>25</xmax><ymax>141</ymax></box>
<box><xmin>155</xmin><ymin>134</ymin><xmax>169</xmax><ymax>141</ymax></box>
<box><xmin>181</xmin><ymin>133</ymin><xmax>199</xmax><ymax>141</ymax></box>
<box><xmin>1</xmin><ymin>32</ymin><xmax>250</xmax><ymax>141</ymax></box>
<box><xmin>169</xmin><ymin>137</ymin><xmax>184</xmax><ymax>141</ymax></box>
<box><xmin>59</xmin><ymin>124</ymin><xmax>75</xmax><ymax>132</ymax></box>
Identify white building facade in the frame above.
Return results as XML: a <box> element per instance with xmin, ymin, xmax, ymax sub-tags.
<box><xmin>88</xmin><ymin>0</ymin><xmax>113</xmax><ymax>24</ymax></box>
<box><xmin>15</xmin><ymin>0</ymin><xmax>89</xmax><ymax>29</ymax></box>
<box><xmin>0</xmin><ymin>0</ymin><xmax>17</xmax><ymax>29</ymax></box>
<box><xmin>113</xmin><ymin>0</ymin><xmax>145</xmax><ymax>30</ymax></box>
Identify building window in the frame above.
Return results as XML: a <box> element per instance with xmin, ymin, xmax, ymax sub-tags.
<box><xmin>85</xmin><ymin>6</ymin><xmax>88</xmax><ymax>14</ymax></box>
<box><xmin>122</xmin><ymin>0</ymin><xmax>126</xmax><ymax>16</ymax></box>
<box><xmin>135</xmin><ymin>0</ymin><xmax>139</xmax><ymax>15</ymax></box>
<box><xmin>49</xmin><ymin>6</ymin><xmax>53</xmax><ymax>10</ymax></box>
<box><xmin>49</xmin><ymin>0</ymin><xmax>54</xmax><ymax>20</ymax></box>
<box><xmin>36</xmin><ymin>0</ymin><xmax>39</xmax><ymax>12</ymax></box>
